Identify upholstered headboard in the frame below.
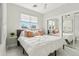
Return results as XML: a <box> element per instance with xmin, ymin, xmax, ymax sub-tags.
<box><xmin>17</xmin><ymin>29</ymin><xmax>23</xmax><ymax>39</ymax></box>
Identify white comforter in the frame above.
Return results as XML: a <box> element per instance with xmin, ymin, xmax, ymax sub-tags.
<box><xmin>18</xmin><ymin>35</ymin><xmax>66</xmax><ymax>56</ymax></box>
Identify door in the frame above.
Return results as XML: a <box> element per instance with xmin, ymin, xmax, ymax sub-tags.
<box><xmin>74</xmin><ymin>13</ymin><xmax>79</xmax><ymax>41</ymax></box>
<box><xmin>0</xmin><ymin>4</ymin><xmax>2</xmax><ymax>44</ymax></box>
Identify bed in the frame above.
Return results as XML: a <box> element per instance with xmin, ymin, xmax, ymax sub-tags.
<box><xmin>18</xmin><ymin>31</ymin><xmax>66</xmax><ymax>56</ymax></box>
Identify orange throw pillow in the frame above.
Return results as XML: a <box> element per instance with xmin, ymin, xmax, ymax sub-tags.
<box><xmin>25</xmin><ymin>31</ymin><xmax>33</xmax><ymax>37</ymax></box>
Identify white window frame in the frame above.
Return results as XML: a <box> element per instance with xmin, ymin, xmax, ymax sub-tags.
<box><xmin>20</xmin><ymin>13</ymin><xmax>39</xmax><ymax>30</ymax></box>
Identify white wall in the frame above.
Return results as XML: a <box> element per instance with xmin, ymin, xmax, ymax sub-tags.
<box><xmin>7</xmin><ymin>3</ymin><xmax>79</xmax><ymax>40</ymax></box>
<box><xmin>7</xmin><ymin>4</ymin><xmax>43</xmax><ymax>37</ymax></box>
<box><xmin>0</xmin><ymin>4</ymin><xmax>2</xmax><ymax>44</ymax></box>
<box><xmin>43</xmin><ymin>3</ymin><xmax>79</xmax><ymax>36</ymax></box>
<box><xmin>44</xmin><ymin>3</ymin><xmax>79</xmax><ymax>17</ymax></box>
<box><xmin>0</xmin><ymin>3</ymin><xmax>7</xmax><ymax>56</ymax></box>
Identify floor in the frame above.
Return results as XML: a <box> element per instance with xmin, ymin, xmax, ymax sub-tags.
<box><xmin>57</xmin><ymin>40</ymin><xmax>79</xmax><ymax>56</ymax></box>
<box><xmin>6</xmin><ymin>40</ymin><xmax>79</xmax><ymax>56</ymax></box>
<box><xmin>6</xmin><ymin>46</ymin><xmax>56</xmax><ymax>56</ymax></box>
<box><xmin>6</xmin><ymin>46</ymin><xmax>26</xmax><ymax>56</ymax></box>
<box><xmin>6</xmin><ymin>46</ymin><xmax>78</xmax><ymax>56</ymax></box>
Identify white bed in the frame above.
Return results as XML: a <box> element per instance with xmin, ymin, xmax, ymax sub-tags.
<box><xmin>18</xmin><ymin>35</ymin><xmax>66</xmax><ymax>56</ymax></box>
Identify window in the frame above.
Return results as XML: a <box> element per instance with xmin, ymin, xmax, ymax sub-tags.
<box><xmin>20</xmin><ymin>14</ymin><xmax>38</xmax><ymax>30</ymax></box>
<box><xmin>30</xmin><ymin>16</ymin><xmax>38</xmax><ymax>30</ymax></box>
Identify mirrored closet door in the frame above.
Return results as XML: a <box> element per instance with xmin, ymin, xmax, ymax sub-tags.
<box><xmin>74</xmin><ymin>13</ymin><xmax>79</xmax><ymax>48</ymax></box>
<box><xmin>62</xmin><ymin>14</ymin><xmax>74</xmax><ymax>47</ymax></box>
<box><xmin>62</xmin><ymin>13</ymin><xmax>79</xmax><ymax>49</ymax></box>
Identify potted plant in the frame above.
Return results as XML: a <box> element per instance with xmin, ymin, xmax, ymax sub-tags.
<box><xmin>10</xmin><ymin>32</ymin><xmax>15</xmax><ymax>37</ymax></box>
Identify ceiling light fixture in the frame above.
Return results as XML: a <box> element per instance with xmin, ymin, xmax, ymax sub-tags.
<box><xmin>33</xmin><ymin>3</ymin><xmax>48</xmax><ymax>9</ymax></box>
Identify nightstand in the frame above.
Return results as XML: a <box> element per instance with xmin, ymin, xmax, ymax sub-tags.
<box><xmin>7</xmin><ymin>36</ymin><xmax>17</xmax><ymax>48</ymax></box>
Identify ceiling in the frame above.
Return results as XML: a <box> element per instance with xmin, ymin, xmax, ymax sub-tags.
<box><xmin>15</xmin><ymin>3</ymin><xmax>66</xmax><ymax>14</ymax></box>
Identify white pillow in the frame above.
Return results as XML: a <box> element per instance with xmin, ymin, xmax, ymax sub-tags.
<box><xmin>20</xmin><ymin>31</ymin><xmax>24</xmax><ymax>36</ymax></box>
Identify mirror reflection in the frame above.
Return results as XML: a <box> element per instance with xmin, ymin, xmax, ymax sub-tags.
<box><xmin>62</xmin><ymin>13</ymin><xmax>79</xmax><ymax>50</ymax></box>
<box><xmin>47</xmin><ymin>19</ymin><xmax>59</xmax><ymax>36</ymax></box>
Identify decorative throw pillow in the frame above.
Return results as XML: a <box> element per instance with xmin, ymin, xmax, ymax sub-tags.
<box><xmin>35</xmin><ymin>31</ymin><xmax>43</xmax><ymax>36</ymax></box>
<box><xmin>25</xmin><ymin>31</ymin><xmax>33</xmax><ymax>37</ymax></box>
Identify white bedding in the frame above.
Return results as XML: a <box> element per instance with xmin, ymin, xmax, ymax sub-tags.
<box><xmin>18</xmin><ymin>35</ymin><xmax>66</xmax><ymax>56</ymax></box>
